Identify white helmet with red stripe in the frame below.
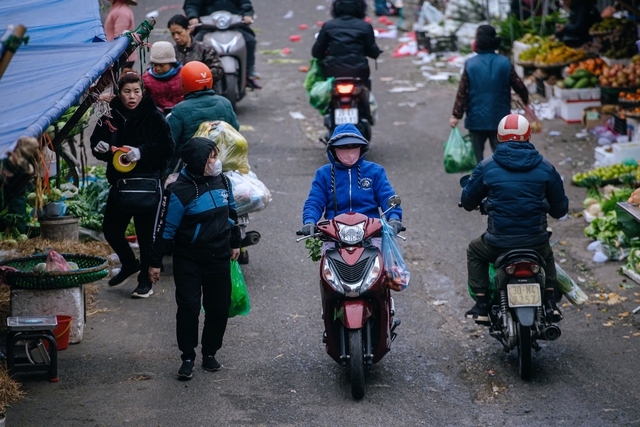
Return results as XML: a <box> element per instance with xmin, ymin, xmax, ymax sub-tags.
<box><xmin>497</xmin><ymin>114</ymin><xmax>531</xmax><ymax>143</ymax></box>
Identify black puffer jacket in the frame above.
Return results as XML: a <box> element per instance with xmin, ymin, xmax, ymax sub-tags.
<box><xmin>90</xmin><ymin>95</ymin><xmax>175</xmax><ymax>185</ymax></box>
<box><xmin>184</xmin><ymin>0</ymin><xmax>254</xmax><ymax>19</ymax></box>
<box><xmin>311</xmin><ymin>0</ymin><xmax>381</xmax><ymax>81</ymax></box>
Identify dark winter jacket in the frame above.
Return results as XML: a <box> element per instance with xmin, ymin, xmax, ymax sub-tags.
<box><xmin>302</xmin><ymin>123</ymin><xmax>401</xmax><ymax>224</ymax></box>
<box><xmin>142</xmin><ymin>65</ymin><xmax>184</xmax><ymax>111</ymax></box>
<box><xmin>311</xmin><ymin>0</ymin><xmax>381</xmax><ymax>82</ymax></box>
<box><xmin>149</xmin><ymin>137</ymin><xmax>241</xmax><ymax>267</ymax></box>
<box><xmin>461</xmin><ymin>141</ymin><xmax>568</xmax><ymax>248</ymax></box>
<box><xmin>90</xmin><ymin>95</ymin><xmax>175</xmax><ymax>185</ymax></box>
<box><xmin>166</xmin><ymin>89</ymin><xmax>239</xmax><ymax>175</ymax></box>
<box><xmin>462</xmin><ymin>52</ymin><xmax>513</xmax><ymax>131</ymax></box>
<box><xmin>555</xmin><ymin>0</ymin><xmax>601</xmax><ymax>46</ymax></box>
<box><xmin>174</xmin><ymin>38</ymin><xmax>224</xmax><ymax>82</ymax></box>
<box><xmin>184</xmin><ymin>0</ymin><xmax>254</xmax><ymax>19</ymax></box>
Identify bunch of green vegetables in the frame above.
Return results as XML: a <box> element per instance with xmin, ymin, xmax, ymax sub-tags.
<box><xmin>305</xmin><ymin>238</ymin><xmax>322</xmax><ymax>262</ymax></box>
<box><xmin>45</xmin><ymin>106</ymin><xmax>93</xmax><ymax>139</ymax></box>
<box><xmin>66</xmin><ymin>178</ymin><xmax>110</xmax><ymax>231</ymax></box>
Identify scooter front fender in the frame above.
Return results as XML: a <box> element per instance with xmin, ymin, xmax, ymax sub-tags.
<box><xmin>220</xmin><ymin>55</ymin><xmax>239</xmax><ymax>74</ymax></box>
<box><xmin>337</xmin><ymin>300</ymin><xmax>373</xmax><ymax>329</ymax></box>
<box><xmin>514</xmin><ymin>307</ymin><xmax>536</xmax><ymax>327</ymax></box>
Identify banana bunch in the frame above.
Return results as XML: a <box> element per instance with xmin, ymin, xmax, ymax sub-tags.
<box><xmin>536</xmin><ymin>45</ymin><xmax>585</xmax><ymax>65</ymax></box>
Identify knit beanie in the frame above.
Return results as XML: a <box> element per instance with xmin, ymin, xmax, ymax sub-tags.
<box><xmin>150</xmin><ymin>41</ymin><xmax>177</xmax><ymax>64</ymax></box>
<box><xmin>475</xmin><ymin>25</ymin><xmax>501</xmax><ymax>51</ymax></box>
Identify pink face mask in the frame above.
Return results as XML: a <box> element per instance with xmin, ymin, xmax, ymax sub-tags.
<box><xmin>335</xmin><ymin>147</ymin><xmax>361</xmax><ymax>167</ymax></box>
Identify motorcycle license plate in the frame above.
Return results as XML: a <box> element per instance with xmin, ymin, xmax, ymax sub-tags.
<box><xmin>335</xmin><ymin>108</ymin><xmax>359</xmax><ymax>125</ymax></box>
<box><xmin>507</xmin><ymin>283</ymin><xmax>541</xmax><ymax>307</ymax></box>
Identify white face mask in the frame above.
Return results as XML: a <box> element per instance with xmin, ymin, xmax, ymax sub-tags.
<box><xmin>205</xmin><ymin>159</ymin><xmax>222</xmax><ymax>176</ymax></box>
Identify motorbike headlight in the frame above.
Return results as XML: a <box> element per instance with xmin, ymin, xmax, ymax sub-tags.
<box><xmin>322</xmin><ymin>258</ymin><xmax>344</xmax><ymax>294</ymax></box>
<box><xmin>214</xmin><ymin>15</ymin><xmax>231</xmax><ymax>29</ymax></box>
<box><xmin>360</xmin><ymin>257</ymin><xmax>381</xmax><ymax>292</ymax></box>
<box><xmin>338</xmin><ymin>221</ymin><xmax>365</xmax><ymax>245</ymax></box>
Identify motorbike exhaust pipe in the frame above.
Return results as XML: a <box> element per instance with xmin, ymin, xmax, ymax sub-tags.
<box><xmin>241</xmin><ymin>231</ymin><xmax>261</xmax><ymax>247</ymax></box>
<box><xmin>541</xmin><ymin>325</ymin><xmax>561</xmax><ymax>341</ymax></box>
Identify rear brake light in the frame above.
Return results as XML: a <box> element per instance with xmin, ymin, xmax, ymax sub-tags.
<box><xmin>505</xmin><ymin>262</ymin><xmax>539</xmax><ymax>277</ymax></box>
<box><xmin>336</xmin><ymin>84</ymin><xmax>354</xmax><ymax>94</ymax></box>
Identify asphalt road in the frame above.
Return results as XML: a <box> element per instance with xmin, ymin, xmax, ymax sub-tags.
<box><xmin>9</xmin><ymin>1</ymin><xmax>640</xmax><ymax>426</ymax></box>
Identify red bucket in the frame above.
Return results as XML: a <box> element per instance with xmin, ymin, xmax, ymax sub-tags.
<box><xmin>43</xmin><ymin>315</ymin><xmax>73</xmax><ymax>351</ymax></box>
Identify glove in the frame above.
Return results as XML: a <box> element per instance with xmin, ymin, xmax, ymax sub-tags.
<box><xmin>123</xmin><ymin>146</ymin><xmax>141</xmax><ymax>162</ymax></box>
<box><xmin>388</xmin><ymin>218</ymin><xmax>403</xmax><ymax>235</ymax></box>
<box><xmin>94</xmin><ymin>141</ymin><xmax>110</xmax><ymax>154</ymax></box>
<box><xmin>302</xmin><ymin>223</ymin><xmax>317</xmax><ymax>236</ymax></box>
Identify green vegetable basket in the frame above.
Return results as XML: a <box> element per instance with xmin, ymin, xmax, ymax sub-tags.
<box><xmin>0</xmin><ymin>253</ymin><xmax>108</xmax><ymax>290</ymax></box>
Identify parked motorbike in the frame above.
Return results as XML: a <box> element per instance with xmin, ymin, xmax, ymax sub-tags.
<box><xmin>199</xmin><ymin>11</ymin><xmax>248</xmax><ymax>109</ymax></box>
<box><xmin>296</xmin><ymin>196</ymin><xmax>402</xmax><ymax>399</ymax></box>
<box><xmin>324</xmin><ymin>77</ymin><xmax>374</xmax><ymax>142</ymax></box>
<box><xmin>459</xmin><ymin>176</ymin><xmax>561</xmax><ymax>380</ymax></box>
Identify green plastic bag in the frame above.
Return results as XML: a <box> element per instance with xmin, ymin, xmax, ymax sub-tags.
<box><xmin>443</xmin><ymin>127</ymin><xmax>476</xmax><ymax>174</ymax></box>
<box><xmin>304</xmin><ymin>58</ymin><xmax>325</xmax><ymax>93</ymax></box>
<box><xmin>309</xmin><ymin>77</ymin><xmax>334</xmax><ymax>114</ymax></box>
<box><xmin>467</xmin><ymin>263</ymin><xmax>498</xmax><ymax>303</ymax></box>
<box><xmin>228</xmin><ymin>260</ymin><xmax>250</xmax><ymax>317</ymax></box>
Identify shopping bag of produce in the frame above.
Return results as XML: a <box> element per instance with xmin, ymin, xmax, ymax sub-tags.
<box><xmin>555</xmin><ymin>263</ymin><xmax>588</xmax><ymax>305</ymax></box>
<box><xmin>309</xmin><ymin>77</ymin><xmax>334</xmax><ymax>114</ymax></box>
<box><xmin>381</xmin><ymin>218</ymin><xmax>410</xmax><ymax>291</ymax></box>
<box><xmin>229</xmin><ymin>260</ymin><xmax>251</xmax><ymax>317</ymax></box>
<box><xmin>224</xmin><ymin>170</ymin><xmax>272</xmax><ymax>215</ymax></box>
<box><xmin>304</xmin><ymin>58</ymin><xmax>325</xmax><ymax>93</ymax></box>
<box><xmin>193</xmin><ymin>121</ymin><xmax>250</xmax><ymax>174</ymax></box>
<box><xmin>513</xmin><ymin>97</ymin><xmax>542</xmax><ymax>133</ymax></box>
<box><xmin>443</xmin><ymin>127</ymin><xmax>476</xmax><ymax>174</ymax></box>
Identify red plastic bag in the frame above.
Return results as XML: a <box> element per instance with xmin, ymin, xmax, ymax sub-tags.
<box><xmin>46</xmin><ymin>250</ymin><xmax>70</xmax><ymax>272</ymax></box>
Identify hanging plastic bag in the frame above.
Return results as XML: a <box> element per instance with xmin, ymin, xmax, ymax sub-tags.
<box><xmin>443</xmin><ymin>127</ymin><xmax>476</xmax><ymax>174</ymax></box>
<box><xmin>304</xmin><ymin>58</ymin><xmax>325</xmax><ymax>93</ymax></box>
<box><xmin>513</xmin><ymin>97</ymin><xmax>542</xmax><ymax>134</ymax></box>
<box><xmin>193</xmin><ymin>121</ymin><xmax>250</xmax><ymax>174</ymax></box>
<box><xmin>224</xmin><ymin>170</ymin><xmax>272</xmax><ymax>215</ymax></box>
<box><xmin>381</xmin><ymin>218</ymin><xmax>410</xmax><ymax>291</ymax></box>
<box><xmin>229</xmin><ymin>260</ymin><xmax>250</xmax><ymax>317</ymax></box>
<box><xmin>555</xmin><ymin>263</ymin><xmax>588</xmax><ymax>305</ymax></box>
<box><xmin>309</xmin><ymin>77</ymin><xmax>334</xmax><ymax>114</ymax></box>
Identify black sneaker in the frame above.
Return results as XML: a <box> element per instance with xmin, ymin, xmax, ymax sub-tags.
<box><xmin>465</xmin><ymin>302</ymin><xmax>490</xmax><ymax>325</ymax></box>
<box><xmin>202</xmin><ymin>355</ymin><xmax>221</xmax><ymax>372</ymax></box>
<box><xmin>545</xmin><ymin>299</ymin><xmax>563</xmax><ymax>323</ymax></box>
<box><xmin>108</xmin><ymin>260</ymin><xmax>140</xmax><ymax>287</ymax></box>
<box><xmin>178</xmin><ymin>360</ymin><xmax>194</xmax><ymax>379</ymax></box>
<box><xmin>131</xmin><ymin>283</ymin><xmax>153</xmax><ymax>298</ymax></box>
<box><xmin>247</xmin><ymin>77</ymin><xmax>262</xmax><ymax>90</ymax></box>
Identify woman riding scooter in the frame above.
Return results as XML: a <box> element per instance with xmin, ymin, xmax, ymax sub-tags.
<box><xmin>312</xmin><ymin>0</ymin><xmax>382</xmax><ymax>125</ymax></box>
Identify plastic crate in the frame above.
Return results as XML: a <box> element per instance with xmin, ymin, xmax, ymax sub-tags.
<box><xmin>416</xmin><ymin>31</ymin><xmax>457</xmax><ymax>53</ymax></box>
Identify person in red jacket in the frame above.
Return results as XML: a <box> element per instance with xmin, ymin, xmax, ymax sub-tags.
<box><xmin>104</xmin><ymin>0</ymin><xmax>138</xmax><ymax>69</ymax></box>
<box><xmin>142</xmin><ymin>41</ymin><xmax>184</xmax><ymax>114</ymax></box>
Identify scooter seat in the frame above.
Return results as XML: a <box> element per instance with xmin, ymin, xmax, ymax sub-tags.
<box><xmin>495</xmin><ymin>249</ymin><xmax>545</xmax><ymax>269</ymax></box>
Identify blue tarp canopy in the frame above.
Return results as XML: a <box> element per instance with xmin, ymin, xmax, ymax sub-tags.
<box><xmin>0</xmin><ymin>0</ymin><xmax>130</xmax><ymax>158</ymax></box>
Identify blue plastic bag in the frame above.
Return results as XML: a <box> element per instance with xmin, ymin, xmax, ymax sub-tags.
<box><xmin>381</xmin><ymin>218</ymin><xmax>410</xmax><ymax>291</ymax></box>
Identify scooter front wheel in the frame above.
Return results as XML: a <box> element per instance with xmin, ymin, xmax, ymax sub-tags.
<box><xmin>348</xmin><ymin>328</ymin><xmax>365</xmax><ymax>399</ymax></box>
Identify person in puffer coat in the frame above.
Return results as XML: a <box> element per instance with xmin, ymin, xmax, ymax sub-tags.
<box><xmin>148</xmin><ymin>136</ymin><xmax>241</xmax><ymax>380</ymax></box>
<box><xmin>460</xmin><ymin>114</ymin><xmax>568</xmax><ymax>325</ymax></box>
<box><xmin>450</xmin><ymin>25</ymin><xmax>529</xmax><ymax>163</ymax></box>
<box><xmin>302</xmin><ymin>123</ymin><xmax>403</xmax><ymax>237</ymax></box>
<box><xmin>142</xmin><ymin>41</ymin><xmax>184</xmax><ymax>113</ymax></box>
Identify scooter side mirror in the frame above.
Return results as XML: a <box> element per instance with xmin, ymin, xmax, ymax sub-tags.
<box><xmin>459</xmin><ymin>175</ymin><xmax>470</xmax><ymax>188</ymax></box>
<box><xmin>387</xmin><ymin>195</ymin><xmax>401</xmax><ymax>209</ymax></box>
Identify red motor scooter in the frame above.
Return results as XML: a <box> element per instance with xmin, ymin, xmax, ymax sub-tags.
<box><xmin>297</xmin><ymin>196</ymin><xmax>403</xmax><ymax>399</ymax></box>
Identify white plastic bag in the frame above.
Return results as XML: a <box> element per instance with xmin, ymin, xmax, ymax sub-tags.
<box><xmin>225</xmin><ymin>171</ymin><xmax>272</xmax><ymax>215</ymax></box>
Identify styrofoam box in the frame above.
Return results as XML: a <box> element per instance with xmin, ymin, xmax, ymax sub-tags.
<box><xmin>559</xmin><ymin>99</ymin><xmax>601</xmax><ymax>123</ymax></box>
<box><xmin>594</xmin><ymin>145</ymin><xmax>616</xmax><ymax>166</ymax></box>
<box><xmin>612</xmin><ymin>141</ymin><xmax>640</xmax><ymax>161</ymax></box>
<box><xmin>554</xmin><ymin>86</ymin><xmax>600</xmax><ymax>101</ymax></box>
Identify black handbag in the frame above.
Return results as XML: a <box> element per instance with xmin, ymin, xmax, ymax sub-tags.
<box><xmin>115</xmin><ymin>177</ymin><xmax>161</xmax><ymax>210</ymax></box>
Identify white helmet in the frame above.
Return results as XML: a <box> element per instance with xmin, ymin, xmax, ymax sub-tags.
<box><xmin>497</xmin><ymin>114</ymin><xmax>531</xmax><ymax>143</ymax></box>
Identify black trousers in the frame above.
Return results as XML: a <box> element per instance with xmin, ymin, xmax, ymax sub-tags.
<box><xmin>173</xmin><ymin>254</ymin><xmax>231</xmax><ymax>362</ymax></box>
<box><xmin>102</xmin><ymin>189</ymin><xmax>155</xmax><ymax>286</ymax></box>
<box><xmin>469</xmin><ymin>130</ymin><xmax>499</xmax><ymax>163</ymax></box>
<box><xmin>467</xmin><ymin>234</ymin><xmax>557</xmax><ymax>296</ymax></box>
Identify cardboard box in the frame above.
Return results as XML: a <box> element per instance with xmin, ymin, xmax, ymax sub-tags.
<box><xmin>583</xmin><ymin>105</ymin><xmax>613</xmax><ymax>129</ymax></box>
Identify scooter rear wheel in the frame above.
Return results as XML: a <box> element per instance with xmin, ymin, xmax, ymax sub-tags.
<box><xmin>348</xmin><ymin>328</ymin><xmax>365</xmax><ymax>399</ymax></box>
<box><xmin>517</xmin><ymin>323</ymin><xmax>532</xmax><ymax>380</ymax></box>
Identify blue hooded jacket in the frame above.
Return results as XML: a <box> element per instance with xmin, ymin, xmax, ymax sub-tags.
<box><xmin>461</xmin><ymin>141</ymin><xmax>568</xmax><ymax>248</ymax></box>
<box><xmin>302</xmin><ymin>124</ymin><xmax>402</xmax><ymax>224</ymax></box>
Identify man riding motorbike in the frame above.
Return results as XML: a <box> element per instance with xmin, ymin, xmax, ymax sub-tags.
<box><xmin>184</xmin><ymin>0</ymin><xmax>260</xmax><ymax>89</ymax></box>
<box><xmin>460</xmin><ymin>114</ymin><xmax>568</xmax><ymax>325</ymax></box>
<box><xmin>311</xmin><ymin>0</ymin><xmax>382</xmax><ymax>124</ymax></box>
